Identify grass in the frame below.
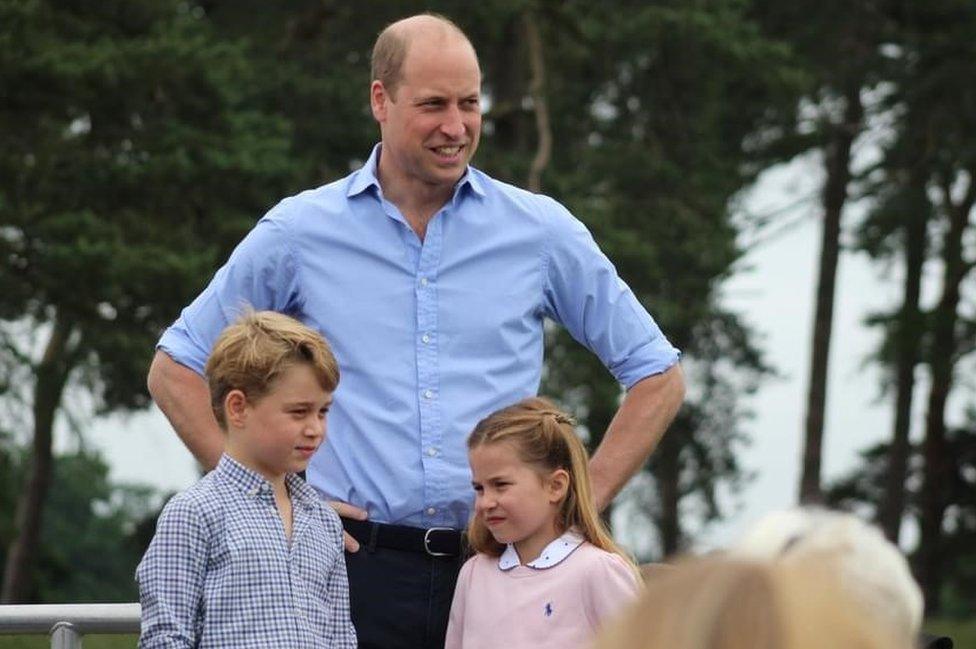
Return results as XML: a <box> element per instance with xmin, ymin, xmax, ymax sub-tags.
<box><xmin>925</xmin><ymin>618</ymin><xmax>976</xmax><ymax>649</ymax></box>
<box><xmin>0</xmin><ymin>635</ymin><xmax>137</xmax><ymax>648</ymax></box>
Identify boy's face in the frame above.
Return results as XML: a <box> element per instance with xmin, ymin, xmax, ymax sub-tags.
<box><xmin>225</xmin><ymin>362</ymin><xmax>332</xmax><ymax>482</ymax></box>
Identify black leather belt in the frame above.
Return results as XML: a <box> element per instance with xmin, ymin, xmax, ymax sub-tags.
<box><xmin>342</xmin><ymin>518</ymin><xmax>465</xmax><ymax>558</ymax></box>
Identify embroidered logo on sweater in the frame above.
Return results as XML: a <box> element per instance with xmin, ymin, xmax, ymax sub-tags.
<box><xmin>544</xmin><ymin>602</ymin><xmax>554</xmax><ymax>617</ymax></box>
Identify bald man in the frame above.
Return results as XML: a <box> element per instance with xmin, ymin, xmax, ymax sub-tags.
<box><xmin>148</xmin><ymin>13</ymin><xmax>684</xmax><ymax>649</ymax></box>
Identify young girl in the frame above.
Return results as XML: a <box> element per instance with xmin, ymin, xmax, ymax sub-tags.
<box><xmin>445</xmin><ymin>397</ymin><xmax>641</xmax><ymax>649</ymax></box>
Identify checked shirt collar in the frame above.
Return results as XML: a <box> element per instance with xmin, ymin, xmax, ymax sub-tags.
<box><xmin>213</xmin><ymin>454</ymin><xmax>321</xmax><ymax>511</ymax></box>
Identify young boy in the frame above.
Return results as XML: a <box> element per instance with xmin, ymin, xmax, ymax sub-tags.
<box><xmin>137</xmin><ymin>311</ymin><xmax>356</xmax><ymax>648</ymax></box>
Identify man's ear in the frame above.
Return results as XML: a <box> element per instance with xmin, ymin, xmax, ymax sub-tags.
<box><xmin>370</xmin><ymin>80</ymin><xmax>389</xmax><ymax>122</ymax></box>
<box><xmin>224</xmin><ymin>390</ymin><xmax>248</xmax><ymax>429</ymax></box>
<box><xmin>547</xmin><ymin>468</ymin><xmax>570</xmax><ymax>505</ymax></box>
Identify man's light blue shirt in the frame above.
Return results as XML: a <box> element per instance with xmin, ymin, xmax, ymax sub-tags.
<box><xmin>159</xmin><ymin>145</ymin><xmax>679</xmax><ymax>530</ymax></box>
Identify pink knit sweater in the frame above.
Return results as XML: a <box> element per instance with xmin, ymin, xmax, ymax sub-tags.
<box><xmin>445</xmin><ymin>542</ymin><xmax>640</xmax><ymax>649</ymax></box>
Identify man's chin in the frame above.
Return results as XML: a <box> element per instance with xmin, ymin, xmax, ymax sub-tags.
<box><xmin>421</xmin><ymin>167</ymin><xmax>467</xmax><ymax>188</ymax></box>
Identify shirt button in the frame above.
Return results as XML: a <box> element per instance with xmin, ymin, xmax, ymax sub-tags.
<box><xmin>426</xmin><ymin>507</ymin><xmax>436</xmax><ymax>516</ymax></box>
<box><xmin>423</xmin><ymin>389</ymin><xmax>434</xmax><ymax>399</ymax></box>
<box><xmin>421</xmin><ymin>333</ymin><xmax>431</xmax><ymax>344</ymax></box>
<box><xmin>419</xmin><ymin>277</ymin><xmax>428</xmax><ymax>287</ymax></box>
<box><xmin>427</xmin><ymin>447</ymin><xmax>438</xmax><ymax>457</ymax></box>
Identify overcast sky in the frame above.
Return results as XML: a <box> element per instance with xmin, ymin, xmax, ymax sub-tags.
<box><xmin>66</xmin><ymin>149</ymin><xmax>969</xmax><ymax>555</ymax></box>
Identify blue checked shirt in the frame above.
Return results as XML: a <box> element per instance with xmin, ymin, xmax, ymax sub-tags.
<box><xmin>136</xmin><ymin>455</ymin><xmax>356</xmax><ymax>648</ymax></box>
<box><xmin>159</xmin><ymin>144</ymin><xmax>680</xmax><ymax>530</ymax></box>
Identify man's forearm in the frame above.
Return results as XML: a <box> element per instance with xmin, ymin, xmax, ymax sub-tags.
<box><xmin>147</xmin><ymin>350</ymin><xmax>225</xmax><ymax>470</ymax></box>
<box><xmin>588</xmin><ymin>364</ymin><xmax>685</xmax><ymax>511</ymax></box>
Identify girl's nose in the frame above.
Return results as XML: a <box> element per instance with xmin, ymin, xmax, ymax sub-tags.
<box><xmin>476</xmin><ymin>494</ymin><xmax>495</xmax><ymax>512</ymax></box>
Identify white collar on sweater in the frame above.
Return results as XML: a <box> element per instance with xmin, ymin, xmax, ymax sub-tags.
<box><xmin>498</xmin><ymin>529</ymin><xmax>584</xmax><ymax>571</ymax></box>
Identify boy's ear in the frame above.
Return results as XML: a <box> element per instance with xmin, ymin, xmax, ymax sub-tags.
<box><xmin>547</xmin><ymin>468</ymin><xmax>570</xmax><ymax>504</ymax></box>
<box><xmin>224</xmin><ymin>390</ymin><xmax>248</xmax><ymax>428</ymax></box>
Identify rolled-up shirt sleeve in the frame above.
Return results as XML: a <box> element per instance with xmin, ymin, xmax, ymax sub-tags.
<box><xmin>157</xmin><ymin>209</ymin><xmax>303</xmax><ymax>375</ymax></box>
<box><xmin>541</xmin><ymin>197</ymin><xmax>680</xmax><ymax>388</ymax></box>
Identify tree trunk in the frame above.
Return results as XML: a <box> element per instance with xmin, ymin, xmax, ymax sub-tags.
<box><xmin>522</xmin><ymin>9</ymin><xmax>551</xmax><ymax>195</ymax></box>
<box><xmin>655</xmin><ymin>431</ymin><xmax>682</xmax><ymax>557</ymax></box>
<box><xmin>1</xmin><ymin>315</ymin><xmax>75</xmax><ymax>603</ymax></box>
<box><xmin>917</xmin><ymin>175</ymin><xmax>973</xmax><ymax>614</ymax></box>
<box><xmin>798</xmin><ymin>87</ymin><xmax>864</xmax><ymax>503</ymax></box>
<box><xmin>586</xmin><ymin>392</ymin><xmax>618</xmax><ymax>527</ymax></box>
<box><xmin>879</xmin><ymin>173</ymin><xmax>928</xmax><ymax>543</ymax></box>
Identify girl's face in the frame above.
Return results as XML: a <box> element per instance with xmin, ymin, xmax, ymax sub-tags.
<box><xmin>469</xmin><ymin>441</ymin><xmax>569</xmax><ymax>564</ymax></box>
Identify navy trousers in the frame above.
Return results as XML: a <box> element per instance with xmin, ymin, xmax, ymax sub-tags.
<box><xmin>344</xmin><ymin>545</ymin><xmax>464</xmax><ymax>649</ymax></box>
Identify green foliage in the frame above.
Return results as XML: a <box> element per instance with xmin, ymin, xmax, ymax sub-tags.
<box><xmin>0</xmin><ymin>0</ymin><xmax>297</xmax><ymax>411</ymax></box>
<box><xmin>827</xmin><ymin>413</ymin><xmax>976</xmax><ymax>615</ymax></box>
<box><xmin>0</xmin><ymin>430</ymin><xmax>18</xmax><ymax>548</ymax></box>
<box><xmin>0</xmin><ymin>444</ymin><xmax>159</xmax><ymax>603</ymax></box>
<box><xmin>523</xmin><ymin>0</ymin><xmax>790</xmax><ymax>550</ymax></box>
<box><xmin>0</xmin><ymin>0</ymin><xmax>298</xmax><ymax>600</ymax></box>
<box><xmin>924</xmin><ymin>619</ymin><xmax>976</xmax><ymax>649</ymax></box>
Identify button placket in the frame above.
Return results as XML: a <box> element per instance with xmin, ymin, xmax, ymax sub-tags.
<box><xmin>416</xmin><ymin>211</ymin><xmax>444</xmax><ymax>525</ymax></box>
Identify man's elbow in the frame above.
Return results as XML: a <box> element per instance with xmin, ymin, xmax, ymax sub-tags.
<box><xmin>147</xmin><ymin>350</ymin><xmax>174</xmax><ymax>404</ymax></box>
<box><xmin>666</xmin><ymin>362</ymin><xmax>686</xmax><ymax>408</ymax></box>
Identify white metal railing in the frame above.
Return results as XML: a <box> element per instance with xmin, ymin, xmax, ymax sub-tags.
<box><xmin>0</xmin><ymin>603</ymin><xmax>140</xmax><ymax>648</ymax></box>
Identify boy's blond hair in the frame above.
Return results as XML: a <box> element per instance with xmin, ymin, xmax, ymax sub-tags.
<box><xmin>205</xmin><ymin>311</ymin><xmax>339</xmax><ymax>428</ymax></box>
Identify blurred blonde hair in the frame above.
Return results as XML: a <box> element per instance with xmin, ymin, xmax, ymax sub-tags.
<box><xmin>205</xmin><ymin>311</ymin><xmax>339</xmax><ymax>428</ymax></box>
<box><xmin>732</xmin><ymin>508</ymin><xmax>923</xmax><ymax>642</ymax></box>
<box><xmin>467</xmin><ymin>397</ymin><xmax>637</xmax><ymax>574</ymax></box>
<box><xmin>593</xmin><ymin>557</ymin><xmax>907</xmax><ymax>649</ymax></box>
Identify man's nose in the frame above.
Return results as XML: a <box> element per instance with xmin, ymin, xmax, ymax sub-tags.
<box><xmin>440</xmin><ymin>105</ymin><xmax>465</xmax><ymax>138</ymax></box>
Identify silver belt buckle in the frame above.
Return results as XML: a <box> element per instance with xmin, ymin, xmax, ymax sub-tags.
<box><xmin>423</xmin><ymin>527</ymin><xmax>455</xmax><ymax>557</ymax></box>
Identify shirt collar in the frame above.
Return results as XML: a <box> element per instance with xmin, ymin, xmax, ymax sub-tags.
<box><xmin>346</xmin><ymin>143</ymin><xmax>487</xmax><ymax>202</ymax></box>
<box><xmin>214</xmin><ymin>454</ymin><xmax>319</xmax><ymax>510</ymax></box>
<box><xmin>498</xmin><ymin>529</ymin><xmax>584</xmax><ymax>571</ymax></box>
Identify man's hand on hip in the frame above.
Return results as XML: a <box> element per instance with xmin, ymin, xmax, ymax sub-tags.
<box><xmin>330</xmin><ymin>500</ymin><xmax>368</xmax><ymax>552</ymax></box>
